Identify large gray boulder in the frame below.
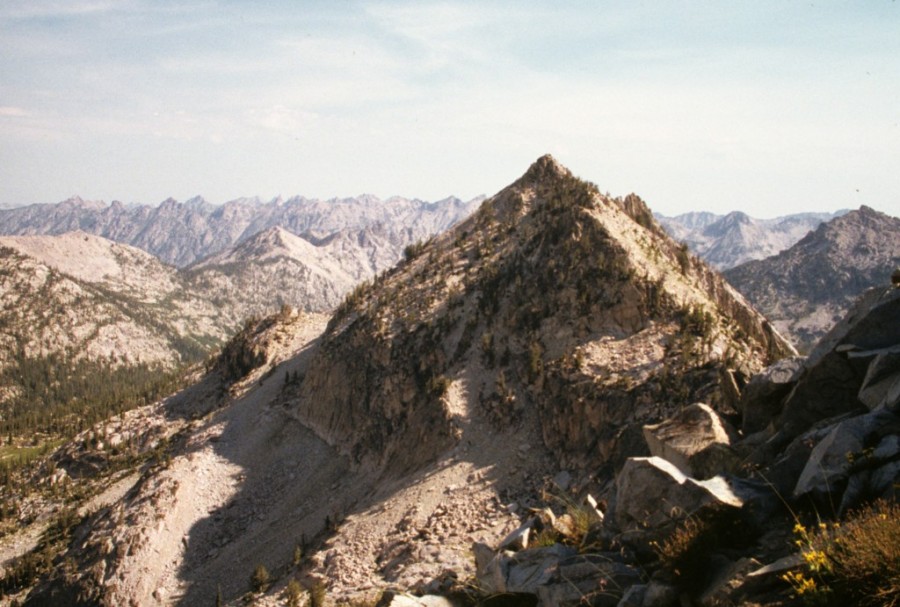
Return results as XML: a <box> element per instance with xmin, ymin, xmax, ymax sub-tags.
<box><xmin>739</xmin><ymin>357</ymin><xmax>803</xmax><ymax>434</ymax></box>
<box><xmin>857</xmin><ymin>350</ymin><xmax>900</xmax><ymax>409</ymax></box>
<box><xmin>615</xmin><ymin>581</ymin><xmax>679</xmax><ymax>607</ymax></box>
<box><xmin>473</xmin><ymin>541</ymin><xmax>642</xmax><ymax>606</ymax></box>
<box><xmin>614</xmin><ymin>457</ymin><xmax>743</xmax><ymax>534</ymax></box>
<box><xmin>473</xmin><ymin>542</ymin><xmax>577</xmax><ymax>595</ymax></box>
<box><xmin>535</xmin><ymin>555</ymin><xmax>641</xmax><ymax>606</ymax></box>
<box><xmin>839</xmin><ymin>455</ymin><xmax>900</xmax><ymax>514</ymax></box>
<box><xmin>377</xmin><ymin>593</ymin><xmax>457</xmax><ymax>607</ymax></box>
<box><xmin>806</xmin><ymin>286</ymin><xmax>900</xmax><ymax>366</ymax></box>
<box><xmin>793</xmin><ymin>408</ymin><xmax>900</xmax><ymax>508</ymax></box>
<box><xmin>774</xmin><ymin>287</ymin><xmax>900</xmax><ymax>443</ymax></box>
<box><xmin>642</xmin><ymin>403</ymin><xmax>739</xmax><ymax>479</ymax></box>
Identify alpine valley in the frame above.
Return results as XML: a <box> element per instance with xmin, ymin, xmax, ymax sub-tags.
<box><xmin>0</xmin><ymin>158</ymin><xmax>898</xmax><ymax>607</ymax></box>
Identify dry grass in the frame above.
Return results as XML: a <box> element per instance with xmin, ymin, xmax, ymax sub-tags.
<box><xmin>807</xmin><ymin>500</ymin><xmax>900</xmax><ymax>607</ymax></box>
<box><xmin>654</xmin><ymin>505</ymin><xmax>749</xmax><ymax>594</ymax></box>
<box><xmin>784</xmin><ymin>500</ymin><xmax>899</xmax><ymax>606</ymax></box>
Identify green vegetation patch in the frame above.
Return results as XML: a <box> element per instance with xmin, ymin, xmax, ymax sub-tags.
<box><xmin>0</xmin><ymin>349</ymin><xmax>187</xmax><ymax>445</ymax></box>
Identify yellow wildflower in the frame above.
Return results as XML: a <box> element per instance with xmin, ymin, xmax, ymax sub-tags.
<box><xmin>803</xmin><ymin>549</ymin><xmax>828</xmax><ymax>570</ymax></box>
<box><xmin>783</xmin><ymin>570</ymin><xmax>818</xmax><ymax>595</ymax></box>
<box><xmin>797</xmin><ymin>575</ymin><xmax>817</xmax><ymax>594</ymax></box>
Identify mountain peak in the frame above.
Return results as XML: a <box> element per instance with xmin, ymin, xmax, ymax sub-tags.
<box><xmin>723</xmin><ymin>210</ymin><xmax>751</xmax><ymax>223</ymax></box>
<box><xmin>232</xmin><ymin>225</ymin><xmax>297</xmax><ymax>256</ymax></box>
<box><xmin>725</xmin><ymin>203</ymin><xmax>900</xmax><ymax>350</ymax></box>
<box><xmin>521</xmin><ymin>153</ymin><xmax>572</xmax><ymax>184</ymax></box>
<box><xmin>252</xmin><ymin>225</ymin><xmax>291</xmax><ymax>246</ymax></box>
<box><xmin>814</xmin><ymin>204</ymin><xmax>897</xmax><ymax>239</ymax></box>
<box><xmin>312</xmin><ymin>155</ymin><xmax>793</xmax><ymax>472</ymax></box>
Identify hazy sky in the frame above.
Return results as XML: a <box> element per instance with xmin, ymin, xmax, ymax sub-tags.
<box><xmin>1</xmin><ymin>1</ymin><xmax>898</xmax><ymax>217</ymax></box>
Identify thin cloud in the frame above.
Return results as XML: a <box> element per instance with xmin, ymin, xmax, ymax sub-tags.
<box><xmin>0</xmin><ymin>106</ymin><xmax>30</xmax><ymax>117</ymax></box>
<box><xmin>0</xmin><ymin>1</ymin><xmax>128</xmax><ymax>20</ymax></box>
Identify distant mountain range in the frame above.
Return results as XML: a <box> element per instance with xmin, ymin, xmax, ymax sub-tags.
<box><xmin>0</xmin><ymin>195</ymin><xmax>483</xmax><ymax>435</ymax></box>
<box><xmin>0</xmin><ymin>197</ymin><xmax>851</xmax><ymax>275</ymax></box>
<box><xmin>657</xmin><ymin>209</ymin><xmax>847</xmax><ymax>269</ymax></box>
<box><xmin>4</xmin><ymin>193</ymin><xmax>896</xmax><ymax>360</ymax></box>
<box><xmin>0</xmin><ymin>194</ymin><xmax>483</xmax><ymax>267</ymax></box>
<box><xmin>724</xmin><ymin>205</ymin><xmax>900</xmax><ymax>351</ymax></box>
<box><xmin>0</xmin><ymin>216</ymin><xmax>451</xmax><ymax>376</ymax></box>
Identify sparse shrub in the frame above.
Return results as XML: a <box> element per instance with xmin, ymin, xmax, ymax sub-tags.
<box><xmin>676</xmin><ymin>241</ymin><xmax>691</xmax><ymax>275</ymax></box>
<box><xmin>655</xmin><ymin>505</ymin><xmax>749</xmax><ymax>594</ymax></box>
<box><xmin>564</xmin><ymin>503</ymin><xmax>596</xmax><ymax>547</ymax></box>
<box><xmin>481</xmin><ymin>332</ymin><xmax>495</xmax><ymax>367</ymax></box>
<box><xmin>531</xmin><ymin>527</ymin><xmax>559</xmax><ymax>548</ymax></box>
<box><xmin>250</xmin><ymin>563</ymin><xmax>270</xmax><ymax>593</ymax></box>
<box><xmin>285</xmin><ymin>578</ymin><xmax>303</xmax><ymax>607</ymax></box>
<box><xmin>308</xmin><ymin>581</ymin><xmax>327</xmax><ymax>607</ymax></box>
<box><xmin>784</xmin><ymin>500</ymin><xmax>900</xmax><ymax>606</ymax></box>
<box><xmin>545</xmin><ymin>494</ymin><xmax>601</xmax><ymax>549</ymax></box>
<box><xmin>495</xmin><ymin>371</ymin><xmax>510</xmax><ymax>400</ymax></box>
<box><xmin>527</xmin><ymin>340</ymin><xmax>543</xmax><ymax>383</ymax></box>
<box><xmin>426</xmin><ymin>374</ymin><xmax>451</xmax><ymax>398</ymax></box>
<box><xmin>680</xmin><ymin>304</ymin><xmax>715</xmax><ymax>339</ymax></box>
<box><xmin>403</xmin><ymin>240</ymin><xmax>426</xmax><ymax>262</ymax></box>
<box><xmin>0</xmin><ymin>506</ymin><xmax>81</xmax><ymax>594</ymax></box>
<box><xmin>219</xmin><ymin>317</ymin><xmax>269</xmax><ymax>381</ymax></box>
<box><xmin>278</xmin><ymin>303</ymin><xmax>294</xmax><ymax>320</ymax></box>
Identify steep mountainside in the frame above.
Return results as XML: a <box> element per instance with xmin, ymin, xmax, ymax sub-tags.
<box><xmin>658</xmin><ymin>209</ymin><xmax>843</xmax><ymax>269</ymax></box>
<box><xmin>0</xmin><ymin>195</ymin><xmax>482</xmax><ymax>267</ymax></box>
<box><xmin>17</xmin><ymin>156</ymin><xmax>796</xmax><ymax>606</ymax></box>
<box><xmin>295</xmin><ymin>159</ymin><xmax>793</xmax><ymax>478</ymax></box>
<box><xmin>0</xmin><ymin>234</ymin><xmax>236</xmax><ymax>439</ymax></box>
<box><xmin>0</xmin><ymin>232</ymin><xmax>230</xmax><ymax>365</ymax></box>
<box><xmin>0</xmin><ymin>224</ymin><xmax>405</xmax><ymax>437</ymax></box>
<box><xmin>724</xmin><ymin>206</ymin><xmax>900</xmax><ymax>351</ymax></box>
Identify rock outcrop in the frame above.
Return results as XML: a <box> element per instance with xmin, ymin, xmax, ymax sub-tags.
<box><xmin>470</xmin><ymin>268</ymin><xmax>900</xmax><ymax>607</ymax></box>
<box><xmin>642</xmin><ymin>403</ymin><xmax>739</xmax><ymax>479</ymax></box>
<box><xmin>613</xmin><ymin>456</ymin><xmax>744</xmax><ymax>533</ymax></box>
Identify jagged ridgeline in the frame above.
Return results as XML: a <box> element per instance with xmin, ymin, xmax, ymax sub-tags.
<box><xmin>289</xmin><ymin>155</ymin><xmax>794</xmax><ymax>474</ymax></box>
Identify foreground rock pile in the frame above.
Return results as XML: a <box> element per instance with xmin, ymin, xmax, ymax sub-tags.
<box><xmin>458</xmin><ymin>285</ymin><xmax>900</xmax><ymax>607</ymax></box>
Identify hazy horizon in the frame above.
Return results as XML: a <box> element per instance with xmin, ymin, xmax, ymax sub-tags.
<box><xmin>1</xmin><ymin>2</ymin><xmax>898</xmax><ymax>217</ymax></box>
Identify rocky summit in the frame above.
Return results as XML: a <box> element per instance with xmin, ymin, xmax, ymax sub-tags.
<box><xmin>724</xmin><ymin>205</ymin><xmax>900</xmax><ymax>352</ymax></box>
<box><xmin>6</xmin><ymin>157</ymin><xmax>898</xmax><ymax>607</ymax></box>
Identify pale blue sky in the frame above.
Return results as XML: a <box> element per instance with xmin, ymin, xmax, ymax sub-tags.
<box><xmin>1</xmin><ymin>1</ymin><xmax>898</xmax><ymax>217</ymax></box>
